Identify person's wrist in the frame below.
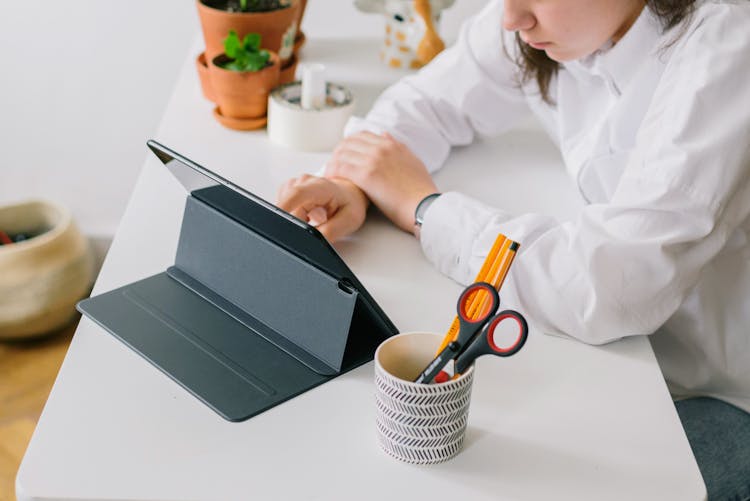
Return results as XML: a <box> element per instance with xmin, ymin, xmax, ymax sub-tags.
<box><xmin>331</xmin><ymin>177</ymin><xmax>371</xmax><ymax>208</ymax></box>
<box><xmin>413</xmin><ymin>192</ymin><xmax>441</xmax><ymax>240</ymax></box>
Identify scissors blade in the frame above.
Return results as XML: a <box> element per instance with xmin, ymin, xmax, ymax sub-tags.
<box><xmin>414</xmin><ymin>342</ymin><xmax>460</xmax><ymax>384</ymax></box>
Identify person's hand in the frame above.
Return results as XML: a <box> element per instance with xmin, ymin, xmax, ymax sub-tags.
<box><xmin>325</xmin><ymin>131</ymin><xmax>438</xmax><ymax>235</ymax></box>
<box><xmin>277</xmin><ymin>174</ymin><xmax>369</xmax><ymax>242</ymax></box>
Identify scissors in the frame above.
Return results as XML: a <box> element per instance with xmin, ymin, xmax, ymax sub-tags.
<box><xmin>414</xmin><ymin>281</ymin><xmax>529</xmax><ymax>384</ymax></box>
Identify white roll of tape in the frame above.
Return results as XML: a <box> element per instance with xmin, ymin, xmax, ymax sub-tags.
<box><xmin>267</xmin><ymin>82</ymin><xmax>355</xmax><ymax>152</ymax></box>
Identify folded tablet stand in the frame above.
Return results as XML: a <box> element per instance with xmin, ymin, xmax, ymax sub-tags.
<box><xmin>79</xmin><ymin>187</ymin><xmax>394</xmax><ymax>421</ymax></box>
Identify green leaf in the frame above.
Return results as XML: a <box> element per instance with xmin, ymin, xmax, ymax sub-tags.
<box><xmin>244</xmin><ymin>51</ymin><xmax>269</xmax><ymax>71</ymax></box>
<box><xmin>243</xmin><ymin>33</ymin><xmax>261</xmax><ymax>52</ymax></box>
<box><xmin>240</xmin><ymin>0</ymin><xmax>247</xmax><ymax>10</ymax></box>
<box><xmin>224</xmin><ymin>30</ymin><xmax>241</xmax><ymax>58</ymax></box>
<box><xmin>224</xmin><ymin>60</ymin><xmax>242</xmax><ymax>71</ymax></box>
<box><xmin>220</xmin><ymin>30</ymin><xmax>268</xmax><ymax>72</ymax></box>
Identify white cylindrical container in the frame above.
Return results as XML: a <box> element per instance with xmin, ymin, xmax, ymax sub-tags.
<box><xmin>267</xmin><ymin>81</ymin><xmax>355</xmax><ymax>152</ymax></box>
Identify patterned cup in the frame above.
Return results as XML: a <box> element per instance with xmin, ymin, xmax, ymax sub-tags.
<box><xmin>374</xmin><ymin>332</ymin><xmax>474</xmax><ymax>464</ymax></box>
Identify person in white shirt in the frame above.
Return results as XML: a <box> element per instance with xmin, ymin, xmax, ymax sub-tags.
<box><xmin>278</xmin><ymin>0</ymin><xmax>750</xmax><ymax>496</ymax></box>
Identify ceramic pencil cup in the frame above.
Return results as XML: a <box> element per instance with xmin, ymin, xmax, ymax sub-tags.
<box><xmin>374</xmin><ymin>331</ymin><xmax>474</xmax><ymax>464</ymax></box>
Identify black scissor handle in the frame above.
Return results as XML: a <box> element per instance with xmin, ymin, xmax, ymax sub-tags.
<box><xmin>414</xmin><ymin>282</ymin><xmax>500</xmax><ymax>384</ymax></box>
<box><xmin>454</xmin><ymin>309</ymin><xmax>529</xmax><ymax>374</ymax></box>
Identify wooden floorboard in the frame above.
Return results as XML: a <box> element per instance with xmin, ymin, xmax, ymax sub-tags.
<box><xmin>0</xmin><ymin>316</ymin><xmax>78</xmax><ymax>501</ymax></box>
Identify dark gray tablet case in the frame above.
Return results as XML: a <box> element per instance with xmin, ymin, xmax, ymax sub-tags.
<box><xmin>78</xmin><ymin>141</ymin><xmax>397</xmax><ymax>422</ymax></box>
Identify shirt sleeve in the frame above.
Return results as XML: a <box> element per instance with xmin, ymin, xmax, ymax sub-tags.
<box><xmin>420</xmin><ymin>3</ymin><xmax>750</xmax><ymax>344</ymax></box>
<box><xmin>343</xmin><ymin>0</ymin><xmax>530</xmax><ymax>173</ymax></box>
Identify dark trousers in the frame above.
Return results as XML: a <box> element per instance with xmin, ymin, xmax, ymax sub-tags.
<box><xmin>676</xmin><ymin>397</ymin><xmax>750</xmax><ymax>501</ymax></box>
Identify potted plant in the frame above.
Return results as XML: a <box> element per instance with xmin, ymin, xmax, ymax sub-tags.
<box><xmin>208</xmin><ymin>30</ymin><xmax>281</xmax><ymax>130</ymax></box>
<box><xmin>197</xmin><ymin>0</ymin><xmax>301</xmax><ymax>66</ymax></box>
<box><xmin>196</xmin><ymin>0</ymin><xmax>303</xmax><ymax>103</ymax></box>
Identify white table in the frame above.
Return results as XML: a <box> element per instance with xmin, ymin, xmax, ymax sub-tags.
<box><xmin>16</xmin><ymin>36</ymin><xmax>706</xmax><ymax>501</ymax></box>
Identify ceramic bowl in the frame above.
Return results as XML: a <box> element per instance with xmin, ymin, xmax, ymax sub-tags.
<box><xmin>0</xmin><ymin>200</ymin><xmax>94</xmax><ymax>339</ymax></box>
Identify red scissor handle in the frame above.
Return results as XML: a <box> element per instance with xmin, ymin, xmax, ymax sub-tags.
<box><xmin>457</xmin><ymin>282</ymin><xmax>499</xmax><ymax>328</ymax></box>
<box><xmin>454</xmin><ymin>309</ymin><xmax>528</xmax><ymax>374</ymax></box>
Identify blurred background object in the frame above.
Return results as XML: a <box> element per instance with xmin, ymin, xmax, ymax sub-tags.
<box><xmin>0</xmin><ymin>0</ymin><xmax>197</xmax><ymax>271</ymax></box>
<box><xmin>354</xmin><ymin>0</ymin><xmax>455</xmax><ymax>68</ymax></box>
<box><xmin>0</xmin><ymin>200</ymin><xmax>94</xmax><ymax>339</ymax></box>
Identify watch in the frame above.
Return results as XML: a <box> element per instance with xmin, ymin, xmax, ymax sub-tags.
<box><xmin>413</xmin><ymin>193</ymin><xmax>441</xmax><ymax>240</ymax></box>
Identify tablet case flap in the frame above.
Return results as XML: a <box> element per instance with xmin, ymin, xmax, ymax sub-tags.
<box><xmin>175</xmin><ymin>195</ymin><xmax>357</xmax><ymax>374</ymax></box>
<box><xmin>77</xmin><ymin>194</ymin><xmax>368</xmax><ymax>422</ymax></box>
<box><xmin>78</xmin><ymin>273</ymin><xmax>329</xmax><ymax>422</ymax></box>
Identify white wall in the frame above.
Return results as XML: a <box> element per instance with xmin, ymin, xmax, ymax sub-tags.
<box><xmin>0</xmin><ymin>0</ymin><xmax>486</xmax><ymax>246</ymax></box>
<box><xmin>0</xmin><ymin>0</ymin><xmax>197</xmax><ymax>243</ymax></box>
<box><xmin>303</xmin><ymin>0</ymin><xmax>487</xmax><ymax>41</ymax></box>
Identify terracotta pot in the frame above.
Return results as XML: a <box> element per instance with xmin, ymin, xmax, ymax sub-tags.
<box><xmin>294</xmin><ymin>30</ymin><xmax>306</xmax><ymax>54</ymax></box>
<box><xmin>297</xmin><ymin>0</ymin><xmax>308</xmax><ymax>32</ymax></box>
<box><xmin>0</xmin><ymin>200</ymin><xmax>94</xmax><ymax>339</ymax></box>
<box><xmin>279</xmin><ymin>52</ymin><xmax>299</xmax><ymax>84</ymax></box>
<box><xmin>196</xmin><ymin>0</ymin><xmax>300</xmax><ymax>65</ymax></box>
<box><xmin>196</xmin><ymin>52</ymin><xmax>216</xmax><ymax>102</ymax></box>
<box><xmin>209</xmin><ymin>51</ymin><xmax>281</xmax><ymax>119</ymax></box>
<box><xmin>199</xmin><ymin>49</ymin><xmax>296</xmax><ymax>103</ymax></box>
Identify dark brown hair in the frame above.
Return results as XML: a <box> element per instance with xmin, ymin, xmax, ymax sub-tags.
<box><xmin>513</xmin><ymin>1</ymin><xmax>697</xmax><ymax>103</ymax></box>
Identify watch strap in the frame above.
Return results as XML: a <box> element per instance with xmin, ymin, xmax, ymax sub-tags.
<box><xmin>414</xmin><ymin>192</ymin><xmax>441</xmax><ymax>240</ymax></box>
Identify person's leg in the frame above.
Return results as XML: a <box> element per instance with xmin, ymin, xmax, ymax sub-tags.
<box><xmin>675</xmin><ymin>397</ymin><xmax>750</xmax><ymax>501</ymax></box>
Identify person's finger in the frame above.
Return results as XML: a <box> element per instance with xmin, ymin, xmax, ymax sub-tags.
<box><xmin>339</xmin><ymin>133</ymin><xmax>385</xmax><ymax>153</ymax></box>
<box><xmin>350</xmin><ymin>130</ymin><xmax>387</xmax><ymax>145</ymax></box>
<box><xmin>317</xmin><ymin>205</ymin><xmax>362</xmax><ymax>242</ymax></box>
<box><xmin>307</xmin><ymin>206</ymin><xmax>329</xmax><ymax>226</ymax></box>
<box><xmin>278</xmin><ymin>177</ymin><xmax>325</xmax><ymax>209</ymax></box>
<box><xmin>326</xmin><ymin>139</ymin><xmax>373</xmax><ymax>172</ymax></box>
<box><xmin>288</xmin><ymin>205</ymin><xmax>313</xmax><ymax>222</ymax></box>
<box><xmin>276</xmin><ymin>177</ymin><xmax>297</xmax><ymax>203</ymax></box>
<box><xmin>277</xmin><ymin>189</ymin><xmax>328</xmax><ymax>222</ymax></box>
<box><xmin>326</xmin><ymin>149</ymin><xmax>372</xmax><ymax>180</ymax></box>
<box><xmin>328</xmin><ymin>132</ymin><xmax>389</xmax><ymax>168</ymax></box>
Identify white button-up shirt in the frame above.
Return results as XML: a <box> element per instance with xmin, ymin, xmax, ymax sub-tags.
<box><xmin>344</xmin><ymin>0</ymin><xmax>750</xmax><ymax>412</ymax></box>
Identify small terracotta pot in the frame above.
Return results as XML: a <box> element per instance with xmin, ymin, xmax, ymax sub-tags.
<box><xmin>209</xmin><ymin>51</ymin><xmax>281</xmax><ymax>119</ymax></box>
<box><xmin>293</xmin><ymin>30</ymin><xmax>306</xmax><ymax>54</ymax></box>
<box><xmin>297</xmin><ymin>0</ymin><xmax>308</xmax><ymax>32</ymax></box>
<box><xmin>196</xmin><ymin>0</ymin><xmax>300</xmax><ymax>65</ymax></box>
<box><xmin>198</xmin><ymin>48</ymin><xmax>297</xmax><ymax>103</ymax></box>
<box><xmin>196</xmin><ymin>52</ymin><xmax>216</xmax><ymax>102</ymax></box>
<box><xmin>0</xmin><ymin>200</ymin><xmax>94</xmax><ymax>339</ymax></box>
<box><xmin>279</xmin><ymin>52</ymin><xmax>299</xmax><ymax>84</ymax></box>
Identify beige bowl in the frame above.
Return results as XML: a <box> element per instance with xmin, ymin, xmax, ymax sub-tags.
<box><xmin>0</xmin><ymin>200</ymin><xmax>94</xmax><ymax>339</ymax></box>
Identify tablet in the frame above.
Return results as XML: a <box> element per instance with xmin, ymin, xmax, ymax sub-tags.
<box><xmin>147</xmin><ymin>139</ymin><xmax>397</xmax><ymax>336</ymax></box>
<box><xmin>77</xmin><ymin>141</ymin><xmax>398</xmax><ymax>422</ymax></box>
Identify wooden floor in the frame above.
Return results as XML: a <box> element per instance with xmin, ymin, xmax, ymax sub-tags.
<box><xmin>0</xmin><ymin>316</ymin><xmax>78</xmax><ymax>501</ymax></box>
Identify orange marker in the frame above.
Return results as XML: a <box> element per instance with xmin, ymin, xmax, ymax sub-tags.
<box><xmin>435</xmin><ymin>235</ymin><xmax>521</xmax><ymax>355</ymax></box>
<box><xmin>435</xmin><ymin>234</ymin><xmax>505</xmax><ymax>353</ymax></box>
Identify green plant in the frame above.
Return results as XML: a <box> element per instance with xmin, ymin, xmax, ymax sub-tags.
<box><xmin>220</xmin><ymin>30</ymin><xmax>271</xmax><ymax>72</ymax></box>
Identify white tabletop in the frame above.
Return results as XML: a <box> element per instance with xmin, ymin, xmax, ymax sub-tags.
<box><xmin>16</xmin><ymin>36</ymin><xmax>706</xmax><ymax>501</ymax></box>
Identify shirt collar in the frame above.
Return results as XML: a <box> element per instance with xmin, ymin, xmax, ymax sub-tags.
<box><xmin>563</xmin><ymin>6</ymin><xmax>664</xmax><ymax>95</ymax></box>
